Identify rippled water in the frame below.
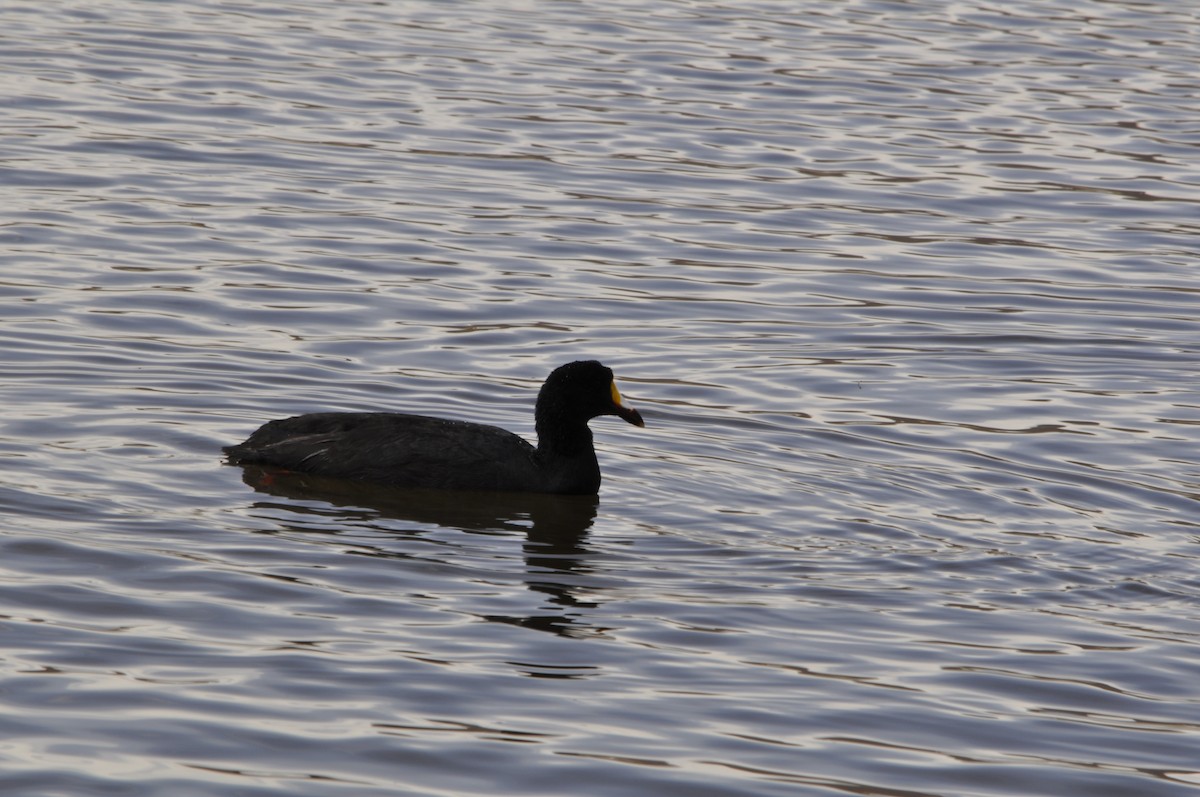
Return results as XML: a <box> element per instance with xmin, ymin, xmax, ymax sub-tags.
<box><xmin>3</xmin><ymin>0</ymin><xmax>1199</xmax><ymax>794</ymax></box>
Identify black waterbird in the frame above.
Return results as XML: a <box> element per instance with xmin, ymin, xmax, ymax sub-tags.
<box><xmin>223</xmin><ymin>360</ymin><xmax>645</xmax><ymax>495</ymax></box>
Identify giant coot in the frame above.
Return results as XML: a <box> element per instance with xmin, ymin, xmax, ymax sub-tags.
<box><xmin>223</xmin><ymin>360</ymin><xmax>645</xmax><ymax>495</ymax></box>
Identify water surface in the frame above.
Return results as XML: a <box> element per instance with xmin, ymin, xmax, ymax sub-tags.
<box><xmin>2</xmin><ymin>1</ymin><xmax>1199</xmax><ymax>795</ymax></box>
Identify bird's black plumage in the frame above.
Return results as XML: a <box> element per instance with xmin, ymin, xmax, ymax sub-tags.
<box><xmin>223</xmin><ymin>360</ymin><xmax>644</xmax><ymax>495</ymax></box>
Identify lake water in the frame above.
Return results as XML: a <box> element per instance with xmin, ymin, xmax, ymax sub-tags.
<box><xmin>2</xmin><ymin>1</ymin><xmax>1199</xmax><ymax>795</ymax></box>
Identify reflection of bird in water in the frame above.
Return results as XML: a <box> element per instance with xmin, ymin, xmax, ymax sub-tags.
<box><xmin>224</xmin><ymin>360</ymin><xmax>644</xmax><ymax>495</ymax></box>
<box><xmin>236</xmin><ymin>465</ymin><xmax>603</xmax><ymax>638</ymax></box>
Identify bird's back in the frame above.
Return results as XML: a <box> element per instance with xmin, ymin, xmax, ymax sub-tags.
<box><xmin>223</xmin><ymin>412</ymin><xmax>544</xmax><ymax>492</ymax></box>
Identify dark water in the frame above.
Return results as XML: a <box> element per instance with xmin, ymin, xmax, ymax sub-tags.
<box><xmin>3</xmin><ymin>1</ymin><xmax>1199</xmax><ymax>795</ymax></box>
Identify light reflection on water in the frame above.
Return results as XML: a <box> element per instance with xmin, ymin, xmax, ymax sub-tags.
<box><xmin>2</xmin><ymin>0</ymin><xmax>1199</xmax><ymax>795</ymax></box>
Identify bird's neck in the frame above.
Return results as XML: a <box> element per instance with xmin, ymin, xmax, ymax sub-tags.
<box><xmin>535</xmin><ymin>412</ymin><xmax>595</xmax><ymax>459</ymax></box>
<box><xmin>534</xmin><ymin>415</ymin><xmax>600</xmax><ymax>495</ymax></box>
